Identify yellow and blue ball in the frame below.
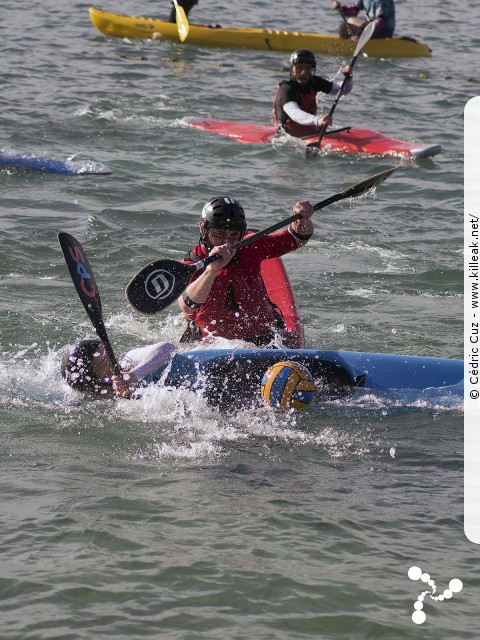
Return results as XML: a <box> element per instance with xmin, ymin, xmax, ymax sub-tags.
<box><xmin>260</xmin><ymin>361</ymin><xmax>316</xmax><ymax>410</ymax></box>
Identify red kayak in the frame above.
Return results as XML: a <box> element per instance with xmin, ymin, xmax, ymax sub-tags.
<box><xmin>184</xmin><ymin>118</ymin><xmax>441</xmax><ymax>158</ymax></box>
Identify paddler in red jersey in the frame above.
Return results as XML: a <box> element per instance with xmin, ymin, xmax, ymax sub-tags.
<box><xmin>177</xmin><ymin>196</ymin><xmax>314</xmax><ymax>346</ymax></box>
<box><xmin>273</xmin><ymin>49</ymin><xmax>353</xmax><ymax>138</ymax></box>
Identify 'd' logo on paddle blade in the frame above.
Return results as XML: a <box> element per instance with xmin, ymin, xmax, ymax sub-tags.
<box><xmin>145</xmin><ymin>269</ymin><xmax>176</xmax><ymax>300</ymax></box>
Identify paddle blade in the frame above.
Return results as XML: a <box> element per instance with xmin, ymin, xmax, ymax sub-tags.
<box><xmin>353</xmin><ymin>20</ymin><xmax>376</xmax><ymax>58</ymax></box>
<box><xmin>312</xmin><ymin>167</ymin><xmax>397</xmax><ymax>212</ymax></box>
<box><xmin>58</xmin><ymin>232</ymin><xmax>103</xmax><ymax>325</ymax></box>
<box><xmin>126</xmin><ymin>259</ymin><xmax>197</xmax><ymax>314</ymax></box>
<box><xmin>338</xmin><ymin>166</ymin><xmax>397</xmax><ymax>200</ymax></box>
<box><xmin>58</xmin><ymin>231</ymin><xmax>120</xmax><ymax>374</ymax></box>
<box><xmin>174</xmin><ymin>0</ymin><xmax>189</xmax><ymax>41</ymax></box>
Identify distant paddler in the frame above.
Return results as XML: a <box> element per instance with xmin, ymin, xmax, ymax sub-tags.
<box><xmin>332</xmin><ymin>0</ymin><xmax>395</xmax><ymax>41</ymax></box>
<box><xmin>273</xmin><ymin>49</ymin><xmax>353</xmax><ymax>138</ymax></box>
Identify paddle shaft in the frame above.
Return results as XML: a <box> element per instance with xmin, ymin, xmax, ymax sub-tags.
<box><xmin>58</xmin><ymin>232</ymin><xmax>121</xmax><ymax>376</ymax></box>
<box><xmin>125</xmin><ymin>167</ymin><xmax>397</xmax><ymax>314</ymax></box>
<box><xmin>313</xmin><ymin>21</ymin><xmax>375</xmax><ymax>148</ymax></box>
<box><xmin>189</xmin><ymin>167</ymin><xmax>396</xmax><ymax>272</ymax></box>
<box><xmin>195</xmin><ymin>199</ymin><xmax>335</xmax><ymax>270</ymax></box>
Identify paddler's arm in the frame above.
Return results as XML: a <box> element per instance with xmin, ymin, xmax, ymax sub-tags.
<box><xmin>111</xmin><ymin>342</ymin><xmax>175</xmax><ymax>398</ymax></box>
<box><xmin>283</xmin><ymin>102</ymin><xmax>333</xmax><ymax>129</ymax></box>
<box><xmin>288</xmin><ymin>200</ymin><xmax>314</xmax><ymax>247</ymax></box>
<box><xmin>332</xmin><ymin>1</ymin><xmax>360</xmax><ymax>17</ymax></box>
<box><xmin>177</xmin><ymin>244</ymin><xmax>236</xmax><ymax>313</ymax></box>
<box><xmin>331</xmin><ymin>65</ymin><xmax>353</xmax><ymax>95</ymax></box>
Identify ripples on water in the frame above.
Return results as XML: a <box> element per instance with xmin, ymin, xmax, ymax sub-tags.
<box><xmin>1</xmin><ymin>0</ymin><xmax>476</xmax><ymax>638</ymax></box>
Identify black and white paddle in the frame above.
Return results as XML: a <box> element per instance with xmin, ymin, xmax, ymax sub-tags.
<box><xmin>125</xmin><ymin>167</ymin><xmax>397</xmax><ymax>315</ymax></box>
<box><xmin>58</xmin><ymin>231</ymin><xmax>121</xmax><ymax>376</ymax></box>
<box><xmin>307</xmin><ymin>20</ymin><xmax>376</xmax><ymax>150</ymax></box>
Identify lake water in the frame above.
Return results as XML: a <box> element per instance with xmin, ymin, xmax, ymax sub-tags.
<box><xmin>1</xmin><ymin>1</ymin><xmax>477</xmax><ymax>638</ymax></box>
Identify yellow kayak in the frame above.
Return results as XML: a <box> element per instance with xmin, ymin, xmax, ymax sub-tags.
<box><xmin>89</xmin><ymin>7</ymin><xmax>432</xmax><ymax>59</ymax></box>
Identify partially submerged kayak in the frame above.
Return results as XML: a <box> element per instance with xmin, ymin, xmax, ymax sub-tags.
<box><xmin>0</xmin><ymin>151</ymin><xmax>112</xmax><ymax>175</ymax></box>
<box><xmin>133</xmin><ymin>229</ymin><xmax>461</xmax><ymax>408</ymax></box>
<box><xmin>160</xmin><ymin>348</ymin><xmax>464</xmax><ymax>407</ymax></box>
<box><xmin>184</xmin><ymin>118</ymin><xmax>442</xmax><ymax>159</ymax></box>
<box><xmin>89</xmin><ymin>7</ymin><xmax>432</xmax><ymax>59</ymax></box>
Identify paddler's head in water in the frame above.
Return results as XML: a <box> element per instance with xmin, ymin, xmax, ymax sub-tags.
<box><xmin>199</xmin><ymin>196</ymin><xmax>247</xmax><ymax>252</ymax></box>
<box><xmin>62</xmin><ymin>339</ymin><xmax>115</xmax><ymax>397</ymax></box>
<box><xmin>289</xmin><ymin>49</ymin><xmax>317</xmax><ymax>85</ymax></box>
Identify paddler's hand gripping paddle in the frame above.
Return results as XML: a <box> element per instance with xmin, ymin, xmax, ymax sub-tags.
<box><xmin>125</xmin><ymin>167</ymin><xmax>398</xmax><ymax>315</ymax></box>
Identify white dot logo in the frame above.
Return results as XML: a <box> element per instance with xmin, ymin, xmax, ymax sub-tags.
<box><xmin>408</xmin><ymin>566</ymin><xmax>463</xmax><ymax>624</ymax></box>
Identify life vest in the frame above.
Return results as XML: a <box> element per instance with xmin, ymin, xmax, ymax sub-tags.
<box><xmin>180</xmin><ymin>232</ymin><xmax>297</xmax><ymax>342</ymax></box>
<box><xmin>273</xmin><ymin>81</ymin><xmax>319</xmax><ymax>138</ymax></box>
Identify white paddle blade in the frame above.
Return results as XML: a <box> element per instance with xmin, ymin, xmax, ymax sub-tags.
<box><xmin>354</xmin><ymin>21</ymin><xmax>376</xmax><ymax>56</ymax></box>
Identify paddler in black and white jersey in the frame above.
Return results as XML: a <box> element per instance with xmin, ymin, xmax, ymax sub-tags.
<box><xmin>62</xmin><ymin>340</ymin><xmax>175</xmax><ymax>399</ymax></box>
<box><xmin>273</xmin><ymin>49</ymin><xmax>353</xmax><ymax>139</ymax></box>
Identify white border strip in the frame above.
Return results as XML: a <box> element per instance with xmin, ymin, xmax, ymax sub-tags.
<box><xmin>465</xmin><ymin>97</ymin><xmax>480</xmax><ymax>544</ymax></box>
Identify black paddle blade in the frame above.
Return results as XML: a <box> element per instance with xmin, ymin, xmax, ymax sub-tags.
<box><xmin>58</xmin><ymin>232</ymin><xmax>103</xmax><ymax>324</ymax></box>
<box><xmin>58</xmin><ymin>231</ymin><xmax>120</xmax><ymax>374</ymax></box>
<box><xmin>339</xmin><ymin>166</ymin><xmax>398</xmax><ymax>200</ymax></box>
<box><xmin>126</xmin><ymin>259</ymin><xmax>198</xmax><ymax>314</ymax></box>
<box><xmin>312</xmin><ymin>167</ymin><xmax>397</xmax><ymax>212</ymax></box>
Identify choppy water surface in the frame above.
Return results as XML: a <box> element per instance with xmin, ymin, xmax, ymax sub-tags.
<box><xmin>1</xmin><ymin>1</ymin><xmax>477</xmax><ymax>638</ymax></box>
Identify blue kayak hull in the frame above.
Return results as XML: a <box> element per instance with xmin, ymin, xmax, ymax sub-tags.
<box><xmin>160</xmin><ymin>348</ymin><xmax>464</xmax><ymax>407</ymax></box>
<box><xmin>0</xmin><ymin>152</ymin><xmax>112</xmax><ymax>175</ymax></box>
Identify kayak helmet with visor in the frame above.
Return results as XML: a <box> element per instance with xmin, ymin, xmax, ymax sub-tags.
<box><xmin>200</xmin><ymin>196</ymin><xmax>247</xmax><ymax>247</ymax></box>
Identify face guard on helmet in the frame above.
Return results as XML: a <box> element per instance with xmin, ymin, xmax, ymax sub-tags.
<box><xmin>289</xmin><ymin>48</ymin><xmax>317</xmax><ymax>69</ymax></box>
<box><xmin>200</xmin><ymin>196</ymin><xmax>247</xmax><ymax>248</ymax></box>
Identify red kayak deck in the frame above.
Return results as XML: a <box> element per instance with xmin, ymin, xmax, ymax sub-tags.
<box><xmin>184</xmin><ymin>118</ymin><xmax>441</xmax><ymax>158</ymax></box>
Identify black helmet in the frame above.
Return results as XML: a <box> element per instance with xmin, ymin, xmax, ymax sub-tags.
<box><xmin>201</xmin><ymin>196</ymin><xmax>247</xmax><ymax>233</ymax></box>
<box><xmin>61</xmin><ymin>339</ymin><xmax>111</xmax><ymax>395</ymax></box>
<box><xmin>290</xmin><ymin>49</ymin><xmax>316</xmax><ymax>68</ymax></box>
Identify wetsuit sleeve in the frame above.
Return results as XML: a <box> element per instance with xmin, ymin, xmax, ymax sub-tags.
<box><xmin>258</xmin><ymin>228</ymin><xmax>299</xmax><ymax>261</ymax></box>
<box><xmin>331</xmin><ymin>76</ymin><xmax>353</xmax><ymax>96</ymax></box>
<box><xmin>312</xmin><ymin>76</ymin><xmax>335</xmax><ymax>95</ymax></box>
<box><xmin>283</xmin><ymin>102</ymin><xmax>319</xmax><ymax>126</ymax></box>
<box><xmin>340</xmin><ymin>2</ymin><xmax>362</xmax><ymax>17</ymax></box>
<box><xmin>371</xmin><ymin>17</ymin><xmax>386</xmax><ymax>35</ymax></box>
<box><xmin>124</xmin><ymin>342</ymin><xmax>176</xmax><ymax>381</ymax></box>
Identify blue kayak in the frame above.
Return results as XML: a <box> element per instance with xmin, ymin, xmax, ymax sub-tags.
<box><xmin>0</xmin><ymin>151</ymin><xmax>112</xmax><ymax>175</ymax></box>
<box><xmin>153</xmin><ymin>348</ymin><xmax>464</xmax><ymax>408</ymax></box>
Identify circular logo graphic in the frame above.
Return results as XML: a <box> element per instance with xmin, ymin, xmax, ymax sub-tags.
<box><xmin>144</xmin><ymin>269</ymin><xmax>176</xmax><ymax>300</ymax></box>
